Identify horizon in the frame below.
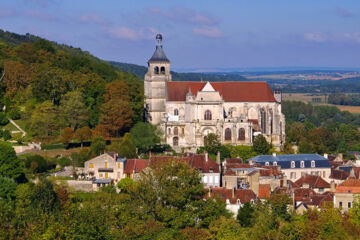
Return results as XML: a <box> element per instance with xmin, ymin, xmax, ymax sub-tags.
<box><xmin>1</xmin><ymin>0</ymin><xmax>360</xmax><ymax>70</ymax></box>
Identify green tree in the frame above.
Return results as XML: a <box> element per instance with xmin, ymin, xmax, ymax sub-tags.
<box><xmin>0</xmin><ymin>112</ymin><xmax>8</xmax><ymax>126</ymax></box>
<box><xmin>24</xmin><ymin>155</ymin><xmax>48</xmax><ymax>173</ymax></box>
<box><xmin>0</xmin><ymin>142</ymin><xmax>23</xmax><ymax>181</ymax></box>
<box><xmin>60</xmin><ymin>91</ymin><xmax>88</xmax><ymax>129</ymax></box>
<box><xmin>2</xmin><ymin>129</ymin><xmax>11</xmax><ymax>141</ymax></box>
<box><xmin>227</xmin><ymin>145</ymin><xmax>257</xmax><ymax>162</ymax></box>
<box><xmin>209</xmin><ymin>217</ymin><xmax>244</xmax><ymax>240</ymax></box>
<box><xmin>30</xmin><ymin>100</ymin><xmax>64</xmax><ymax>138</ymax></box>
<box><xmin>91</xmin><ymin>137</ymin><xmax>106</xmax><ymax>156</ymax></box>
<box><xmin>0</xmin><ymin>176</ymin><xmax>17</xmax><ymax>201</ymax></box>
<box><xmin>130</xmin><ymin>122</ymin><xmax>161</xmax><ymax>153</ymax></box>
<box><xmin>237</xmin><ymin>202</ymin><xmax>255</xmax><ymax>227</ymax></box>
<box><xmin>253</xmin><ymin>134</ymin><xmax>271</xmax><ymax>154</ymax></box>
<box><xmin>107</xmin><ymin>133</ymin><xmax>137</xmax><ymax>158</ymax></box>
<box><xmin>204</xmin><ymin>133</ymin><xmax>221</xmax><ymax>155</ymax></box>
<box><xmin>74</xmin><ymin>126</ymin><xmax>92</xmax><ymax>147</ymax></box>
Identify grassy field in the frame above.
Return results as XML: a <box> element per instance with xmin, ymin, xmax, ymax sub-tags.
<box><xmin>19</xmin><ymin>147</ymin><xmax>85</xmax><ymax>158</ymax></box>
<box><xmin>331</xmin><ymin>105</ymin><xmax>360</xmax><ymax>114</ymax></box>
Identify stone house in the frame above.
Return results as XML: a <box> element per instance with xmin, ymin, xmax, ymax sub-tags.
<box><xmin>249</xmin><ymin>153</ymin><xmax>331</xmax><ymax>182</ymax></box>
<box><xmin>84</xmin><ymin>152</ymin><xmax>126</xmax><ymax>188</ymax></box>
<box><xmin>334</xmin><ymin>178</ymin><xmax>360</xmax><ymax>212</ymax></box>
<box><xmin>204</xmin><ymin>187</ymin><xmax>258</xmax><ymax>216</ymax></box>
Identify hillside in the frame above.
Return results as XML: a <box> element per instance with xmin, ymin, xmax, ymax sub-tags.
<box><xmin>0</xmin><ymin>29</ymin><xmax>144</xmax><ymax>142</ymax></box>
<box><xmin>109</xmin><ymin>61</ymin><xmax>248</xmax><ymax>82</ymax></box>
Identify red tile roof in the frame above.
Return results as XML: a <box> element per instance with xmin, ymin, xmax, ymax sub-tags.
<box><xmin>294</xmin><ymin>188</ymin><xmax>317</xmax><ymax>202</ymax></box>
<box><xmin>124</xmin><ymin>159</ymin><xmax>149</xmax><ymax>174</ymax></box>
<box><xmin>205</xmin><ymin>187</ymin><xmax>257</xmax><ymax>204</ymax></box>
<box><xmin>295</xmin><ymin>175</ymin><xmax>330</xmax><ymax>189</ymax></box>
<box><xmin>167</xmin><ymin>81</ymin><xmax>276</xmax><ymax>102</ymax></box>
<box><xmin>336</xmin><ymin>179</ymin><xmax>360</xmax><ymax>193</ymax></box>
<box><xmin>258</xmin><ymin>184</ymin><xmax>271</xmax><ymax>199</ymax></box>
<box><xmin>329</xmin><ymin>169</ymin><xmax>349</xmax><ymax>180</ymax></box>
<box><xmin>189</xmin><ymin>154</ymin><xmax>220</xmax><ymax>173</ymax></box>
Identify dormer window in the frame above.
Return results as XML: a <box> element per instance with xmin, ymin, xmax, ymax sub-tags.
<box><xmin>265</xmin><ymin>162</ymin><xmax>269</xmax><ymax>166</ymax></box>
<box><xmin>174</xmin><ymin>108</ymin><xmax>179</xmax><ymax>116</ymax></box>
<box><xmin>300</xmin><ymin>161</ymin><xmax>305</xmax><ymax>168</ymax></box>
<box><xmin>237</xmin><ymin>199</ymin><xmax>241</xmax><ymax>205</ymax></box>
<box><xmin>311</xmin><ymin>160</ymin><xmax>315</xmax><ymax>168</ymax></box>
<box><xmin>209</xmin><ymin>168</ymin><xmax>214</xmax><ymax>173</ymax></box>
<box><xmin>198</xmin><ymin>168</ymin><xmax>203</xmax><ymax>173</ymax></box>
<box><xmin>273</xmin><ymin>161</ymin><xmax>277</xmax><ymax>166</ymax></box>
<box><xmin>291</xmin><ymin>161</ymin><xmax>295</xmax><ymax>168</ymax></box>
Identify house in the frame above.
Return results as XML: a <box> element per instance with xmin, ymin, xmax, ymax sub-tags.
<box><xmin>334</xmin><ymin>178</ymin><xmax>360</xmax><ymax>212</ymax></box>
<box><xmin>123</xmin><ymin>159</ymin><xmax>149</xmax><ymax>181</ymax></box>
<box><xmin>84</xmin><ymin>152</ymin><xmax>127</xmax><ymax>189</ymax></box>
<box><xmin>249</xmin><ymin>153</ymin><xmax>331</xmax><ymax>182</ymax></box>
<box><xmin>329</xmin><ymin>169</ymin><xmax>349</xmax><ymax>184</ymax></box>
<box><xmin>295</xmin><ymin>191</ymin><xmax>334</xmax><ymax>214</ymax></box>
<box><xmin>205</xmin><ymin>187</ymin><xmax>258</xmax><ymax>216</ymax></box>
<box><xmin>294</xmin><ymin>175</ymin><xmax>332</xmax><ymax>193</ymax></box>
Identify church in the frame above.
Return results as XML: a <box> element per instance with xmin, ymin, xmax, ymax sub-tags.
<box><xmin>144</xmin><ymin>34</ymin><xmax>285</xmax><ymax>152</ymax></box>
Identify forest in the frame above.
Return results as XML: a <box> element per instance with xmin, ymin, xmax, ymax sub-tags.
<box><xmin>0</xmin><ymin>29</ymin><xmax>144</xmax><ymax>144</ymax></box>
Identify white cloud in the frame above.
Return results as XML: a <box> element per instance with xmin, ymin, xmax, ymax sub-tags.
<box><xmin>107</xmin><ymin>26</ymin><xmax>157</xmax><ymax>41</ymax></box>
<box><xmin>193</xmin><ymin>26</ymin><xmax>223</xmax><ymax>38</ymax></box>
<box><xmin>78</xmin><ymin>13</ymin><xmax>105</xmax><ymax>24</ymax></box>
<box><xmin>304</xmin><ymin>32</ymin><xmax>326</xmax><ymax>43</ymax></box>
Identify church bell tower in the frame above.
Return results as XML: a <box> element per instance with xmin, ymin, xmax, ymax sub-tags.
<box><xmin>144</xmin><ymin>34</ymin><xmax>172</xmax><ymax>125</ymax></box>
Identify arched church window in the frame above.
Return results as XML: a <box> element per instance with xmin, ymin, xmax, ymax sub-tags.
<box><xmin>173</xmin><ymin>137</ymin><xmax>179</xmax><ymax>146</ymax></box>
<box><xmin>204</xmin><ymin>110</ymin><xmax>212</xmax><ymax>120</ymax></box>
<box><xmin>260</xmin><ymin>109</ymin><xmax>266</xmax><ymax>134</ymax></box>
<box><xmin>174</xmin><ymin>127</ymin><xmax>178</xmax><ymax>136</ymax></box>
<box><xmin>174</xmin><ymin>108</ymin><xmax>179</xmax><ymax>116</ymax></box>
<box><xmin>154</xmin><ymin>66</ymin><xmax>159</xmax><ymax>74</ymax></box>
<box><xmin>238</xmin><ymin>128</ymin><xmax>245</xmax><ymax>140</ymax></box>
<box><xmin>168</xmin><ymin>128</ymin><xmax>171</xmax><ymax>135</ymax></box>
<box><xmin>225</xmin><ymin>128</ymin><xmax>232</xmax><ymax>141</ymax></box>
<box><xmin>160</xmin><ymin>66</ymin><xmax>165</xmax><ymax>74</ymax></box>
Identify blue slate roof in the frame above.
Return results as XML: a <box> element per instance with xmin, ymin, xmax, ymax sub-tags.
<box><xmin>249</xmin><ymin>154</ymin><xmax>330</xmax><ymax>169</ymax></box>
<box><xmin>116</xmin><ymin>157</ymin><xmax>126</xmax><ymax>162</ymax></box>
<box><xmin>148</xmin><ymin>46</ymin><xmax>170</xmax><ymax>63</ymax></box>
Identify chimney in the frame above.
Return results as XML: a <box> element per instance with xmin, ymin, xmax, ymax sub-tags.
<box><xmin>205</xmin><ymin>152</ymin><xmax>208</xmax><ymax>162</ymax></box>
<box><xmin>282</xmin><ymin>175</ymin><xmax>287</xmax><ymax>187</ymax></box>
<box><xmin>232</xmin><ymin>187</ymin><xmax>235</xmax><ymax>198</ymax></box>
<box><xmin>324</xmin><ymin>153</ymin><xmax>328</xmax><ymax>159</ymax></box>
<box><xmin>330</xmin><ymin>181</ymin><xmax>336</xmax><ymax>192</ymax></box>
<box><xmin>216</xmin><ymin>151</ymin><xmax>221</xmax><ymax>165</ymax></box>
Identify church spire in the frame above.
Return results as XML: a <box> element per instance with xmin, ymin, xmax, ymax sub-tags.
<box><xmin>148</xmin><ymin>34</ymin><xmax>170</xmax><ymax>63</ymax></box>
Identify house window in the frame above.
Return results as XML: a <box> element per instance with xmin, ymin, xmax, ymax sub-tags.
<box><xmin>339</xmin><ymin>201</ymin><xmax>343</xmax><ymax>208</ymax></box>
<box><xmin>173</xmin><ymin>137</ymin><xmax>179</xmax><ymax>146</ymax></box>
<box><xmin>174</xmin><ymin>127</ymin><xmax>178</xmax><ymax>136</ymax></box>
<box><xmin>265</xmin><ymin>162</ymin><xmax>269</xmax><ymax>166</ymax></box>
<box><xmin>300</xmin><ymin>161</ymin><xmax>305</xmax><ymax>168</ymax></box>
<box><xmin>105</xmin><ymin>162</ymin><xmax>107</xmax><ymax>168</ymax></box>
<box><xmin>348</xmin><ymin>202</ymin><xmax>352</xmax><ymax>209</ymax></box>
<box><xmin>89</xmin><ymin>163</ymin><xmax>94</xmax><ymax>168</ymax></box>
<box><xmin>203</xmin><ymin>176</ymin><xmax>208</xmax><ymax>183</ymax></box>
<box><xmin>204</xmin><ymin>110</ymin><xmax>212</xmax><ymax>120</ymax></box>
<box><xmin>174</xmin><ymin>108</ymin><xmax>179</xmax><ymax>116</ymax></box>
<box><xmin>225</xmin><ymin>128</ymin><xmax>232</xmax><ymax>141</ymax></box>
<box><xmin>209</xmin><ymin>168</ymin><xmax>214</xmax><ymax>173</ymax></box>
<box><xmin>273</xmin><ymin>161</ymin><xmax>277</xmax><ymax>166</ymax></box>
<box><xmin>290</xmin><ymin>172</ymin><xmax>296</xmax><ymax>179</ymax></box>
<box><xmin>319</xmin><ymin>188</ymin><xmax>324</xmax><ymax>192</ymax></box>
<box><xmin>311</xmin><ymin>160</ymin><xmax>315</xmax><ymax>168</ymax></box>
<box><xmin>99</xmin><ymin>174</ymin><xmax>103</xmax><ymax>178</ymax></box>
<box><xmin>291</xmin><ymin>161</ymin><xmax>295</xmax><ymax>168</ymax></box>
<box><xmin>238</xmin><ymin>128</ymin><xmax>245</xmax><ymax>140</ymax></box>
<box><xmin>118</xmin><ymin>163</ymin><xmax>121</xmax><ymax>168</ymax></box>
<box><xmin>323</xmin><ymin>171</ymin><xmax>325</xmax><ymax>178</ymax></box>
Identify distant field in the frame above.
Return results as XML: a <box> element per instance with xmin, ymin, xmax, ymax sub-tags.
<box><xmin>282</xmin><ymin>93</ymin><xmax>327</xmax><ymax>104</ymax></box>
<box><xmin>283</xmin><ymin>93</ymin><xmax>360</xmax><ymax>113</ymax></box>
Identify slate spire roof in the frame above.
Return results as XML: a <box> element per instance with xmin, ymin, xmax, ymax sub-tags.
<box><xmin>148</xmin><ymin>34</ymin><xmax>170</xmax><ymax>63</ymax></box>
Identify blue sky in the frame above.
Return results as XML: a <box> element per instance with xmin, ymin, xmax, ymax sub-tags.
<box><xmin>0</xmin><ymin>0</ymin><xmax>360</xmax><ymax>70</ymax></box>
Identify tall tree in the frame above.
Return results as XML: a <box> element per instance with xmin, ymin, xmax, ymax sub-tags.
<box><xmin>253</xmin><ymin>135</ymin><xmax>271</xmax><ymax>155</ymax></box>
<box><xmin>130</xmin><ymin>122</ymin><xmax>161</xmax><ymax>153</ymax></box>
<box><xmin>3</xmin><ymin>60</ymin><xmax>31</xmax><ymax>97</ymax></box>
<box><xmin>0</xmin><ymin>142</ymin><xmax>23</xmax><ymax>181</ymax></box>
<box><xmin>100</xmin><ymin>98</ymin><xmax>132</xmax><ymax>136</ymax></box>
<box><xmin>61</xmin><ymin>127</ymin><xmax>74</xmax><ymax>145</ymax></box>
<box><xmin>60</xmin><ymin>91</ymin><xmax>88</xmax><ymax>129</ymax></box>
<box><xmin>74</xmin><ymin>126</ymin><xmax>92</xmax><ymax>147</ymax></box>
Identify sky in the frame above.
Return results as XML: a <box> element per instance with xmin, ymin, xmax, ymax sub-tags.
<box><xmin>0</xmin><ymin>0</ymin><xmax>360</xmax><ymax>71</ymax></box>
